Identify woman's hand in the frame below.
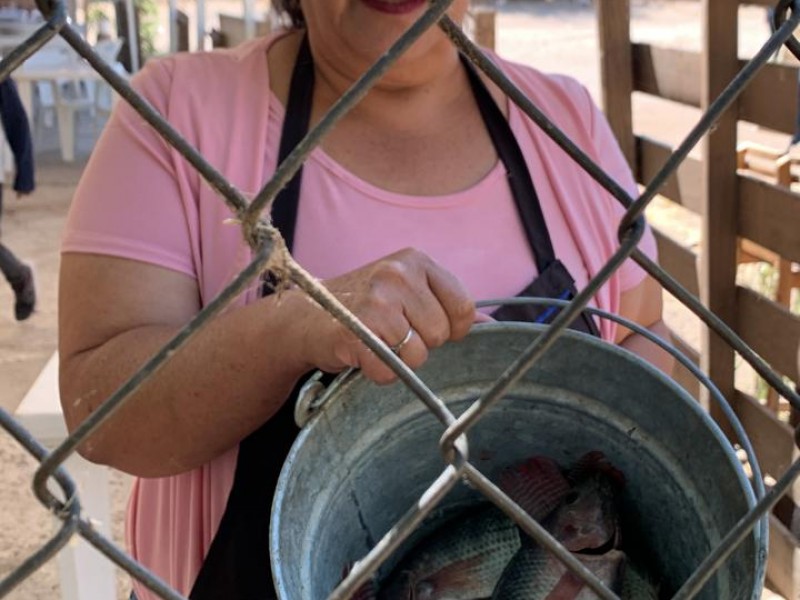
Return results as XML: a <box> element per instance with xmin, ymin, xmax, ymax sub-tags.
<box><xmin>297</xmin><ymin>248</ymin><xmax>477</xmax><ymax>384</ymax></box>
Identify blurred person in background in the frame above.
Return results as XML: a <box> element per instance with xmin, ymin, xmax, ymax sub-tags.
<box><xmin>0</xmin><ymin>77</ymin><xmax>35</xmax><ymax>321</ymax></box>
<box><xmin>58</xmin><ymin>0</ymin><xmax>671</xmax><ymax>598</ymax></box>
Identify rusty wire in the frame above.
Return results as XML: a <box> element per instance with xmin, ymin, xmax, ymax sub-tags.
<box><xmin>0</xmin><ymin>0</ymin><xmax>798</xmax><ymax>598</ymax></box>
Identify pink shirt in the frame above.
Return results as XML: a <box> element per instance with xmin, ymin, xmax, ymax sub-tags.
<box><xmin>62</xmin><ymin>33</ymin><xmax>656</xmax><ymax>599</ymax></box>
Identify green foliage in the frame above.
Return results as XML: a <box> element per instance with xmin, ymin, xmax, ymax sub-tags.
<box><xmin>85</xmin><ymin>0</ymin><xmax>158</xmax><ymax>62</ymax></box>
<box><xmin>135</xmin><ymin>0</ymin><xmax>158</xmax><ymax>60</ymax></box>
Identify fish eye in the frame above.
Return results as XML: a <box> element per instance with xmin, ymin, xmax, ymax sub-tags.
<box><xmin>564</xmin><ymin>491</ymin><xmax>580</xmax><ymax>505</ymax></box>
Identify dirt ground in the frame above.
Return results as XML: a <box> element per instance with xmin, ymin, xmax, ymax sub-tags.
<box><xmin>0</xmin><ymin>1</ymin><xmax>791</xmax><ymax>598</ymax></box>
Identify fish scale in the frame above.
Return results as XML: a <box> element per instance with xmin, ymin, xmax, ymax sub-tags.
<box><xmin>491</xmin><ymin>547</ymin><xmax>625</xmax><ymax>600</ymax></box>
<box><xmin>377</xmin><ymin>505</ymin><xmax>522</xmax><ymax>600</ymax></box>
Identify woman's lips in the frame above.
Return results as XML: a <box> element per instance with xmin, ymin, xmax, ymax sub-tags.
<box><xmin>361</xmin><ymin>0</ymin><xmax>427</xmax><ymax>15</ymax></box>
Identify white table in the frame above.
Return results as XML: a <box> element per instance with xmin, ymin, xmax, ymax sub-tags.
<box><xmin>15</xmin><ymin>352</ymin><xmax>116</xmax><ymax>600</ymax></box>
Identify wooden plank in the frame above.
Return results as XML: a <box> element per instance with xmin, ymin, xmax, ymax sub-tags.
<box><xmin>745</xmin><ymin>0</ymin><xmax>782</xmax><ymax>8</ymax></box>
<box><xmin>767</xmin><ymin>512</ymin><xmax>800</xmax><ymax>600</ymax></box>
<box><xmin>632</xmin><ymin>43</ymin><xmax>701</xmax><ymax>107</ymax></box>
<box><xmin>736</xmin><ymin>286</ymin><xmax>800</xmax><ymax>382</ymax></box>
<box><xmin>738</xmin><ymin>174</ymin><xmax>800</xmax><ymax>264</ymax></box>
<box><xmin>597</xmin><ymin>0</ymin><xmax>635</xmax><ymax>167</ymax></box>
<box><xmin>652</xmin><ymin>227</ymin><xmax>700</xmax><ymax>297</ymax></box>
<box><xmin>739</xmin><ymin>61</ymin><xmax>798</xmax><ymax>135</ymax></box>
<box><xmin>700</xmin><ymin>0</ymin><xmax>739</xmax><ymax>431</ymax></box>
<box><xmin>471</xmin><ymin>9</ymin><xmax>496</xmax><ymax>51</ymax></box>
<box><xmin>217</xmin><ymin>14</ymin><xmax>270</xmax><ymax>48</ymax></box>
<box><xmin>637</xmin><ymin>136</ymin><xmax>704</xmax><ymax>215</ymax></box>
<box><xmin>632</xmin><ymin>44</ymin><xmax>797</xmax><ymax>134</ymax></box>
<box><xmin>732</xmin><ymin>390</ymin><xmax>794</xmax><ymax>478</ymax></box>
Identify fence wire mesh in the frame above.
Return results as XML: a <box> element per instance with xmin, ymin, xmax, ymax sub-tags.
<box><xmin>1</xmin><ymin>0</ymin><xmax>800</xmax><ymax>598</ymax></box>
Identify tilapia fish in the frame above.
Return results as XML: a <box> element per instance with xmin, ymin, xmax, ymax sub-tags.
<box><xmin>378</xmin><ymin>456</ymin><xmax>572</xmax><ymax>600</ymax></box>
<box><xmin>491</xmin><ymin>546</ymin><xmax>625</xmax><ymax>600</ymax></box>
<box><xmin>378</xmin><ymin>505</ymin><xmax>521</xmax><ymax>600</ymax></box>
<box><xmin>492</xmin><ymin>452</ymin><xmax>627</xmax><ymax>600</ymax></box>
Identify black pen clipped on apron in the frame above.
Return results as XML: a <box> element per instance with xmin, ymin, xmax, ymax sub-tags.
<box><xmin>189</xmin><ymin>35</ymin><xmax>600</xmax><ymax>600</ymax></box>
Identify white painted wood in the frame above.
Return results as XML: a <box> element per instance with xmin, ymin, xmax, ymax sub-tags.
<box><xmin>16</xmin><ymin>352</ymin><xmax>116</xmax><ymax>600</ymax></box>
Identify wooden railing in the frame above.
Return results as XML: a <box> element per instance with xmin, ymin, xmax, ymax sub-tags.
<box><xmin>597</xmin><ymin>1</ymin><xmax>800</xmax><ymax>597</ymax></box>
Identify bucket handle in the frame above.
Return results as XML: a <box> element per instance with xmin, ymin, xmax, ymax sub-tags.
<box><xmin>294</xmin><ymin>297</ymin><xmax>765</xmax><ymax>507</ymax></box>
<box><xmin>295</xmin><ymin>367</ymin><xmax>357</xmax><ymax>428</ymax></box>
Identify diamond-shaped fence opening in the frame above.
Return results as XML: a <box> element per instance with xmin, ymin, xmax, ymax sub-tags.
<box><xmin>1</xmin><ymin>0</ymin><xmax>800</xmax><ymax>599</ymax></box>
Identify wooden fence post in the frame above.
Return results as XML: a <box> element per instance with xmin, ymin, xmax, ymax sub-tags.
<box><xmin>473</xmin><ymin>9</ymin><xmax>496</xmax><ymax>51</ymax></box>
<box><xmin>700</xmin><ymin>0</ymin><xmax>739</xmax><ymax>433</ymax></box>
<box><xmin>596</xmin><ymin>0</ymin><xmax>635</xmax><ymax>169</ymax></box>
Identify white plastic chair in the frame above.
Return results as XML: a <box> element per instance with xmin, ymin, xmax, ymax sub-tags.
<box><xmin>24</xmin><ymin>39</ymin><xmax>95</xmax><ymax>162</ymax></box>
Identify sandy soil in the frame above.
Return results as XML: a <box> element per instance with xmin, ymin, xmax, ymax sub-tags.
<box><xmin>0</xmin><ymin>1</ymin><xmax>791</xmax><ymax>598</ymax></box>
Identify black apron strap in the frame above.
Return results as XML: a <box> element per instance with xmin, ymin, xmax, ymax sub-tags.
<box><xmin>461</xmin><ymin>56</ymin><xmax>555</xmax><ymax>273</ymax></box>
<box><xmin>492</xmin><ymin>259</ymin><xmax>601</xmax><ymax>336</ymax></box>
<box><xmin>460</xmin><ymin>56</ymin><xmax>599</xmax><ymax>337</ymax></box>
<box><xmin>268</xmin><ymin>34</ymin><xmax>314</xmax><ymax>254</ymax></box>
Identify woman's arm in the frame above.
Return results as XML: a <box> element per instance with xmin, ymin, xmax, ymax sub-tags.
<box><xmin>614</xmin><ymin>274</ymin><xmax>674</xmax><ymax>375</ymax></box>
<box><xmin>59</xmin><ymin>248</ymin><xmax>475</xmax><ymax>478</ymax></box>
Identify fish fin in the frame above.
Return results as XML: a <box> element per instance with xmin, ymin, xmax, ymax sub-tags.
<box><xmin>498</xmin><ymin>456</ymin><xmax>571</xmax><ymax>520</ymax></box>
<box><xmin>418</xmin><ymin>554</ymin><xmax>487</xmax><ymax>597</ymax></box>
<box><xmin>569</xmin><ymin>451</ymin><xmax>626</xmax><ymax>487</ymax></box>
<box><xmin>544</xmin><ymin>570</ymin><xmax>586</xmax><ymax>600</ymax></box>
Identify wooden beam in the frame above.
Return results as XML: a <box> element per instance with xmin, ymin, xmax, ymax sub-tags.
<box><xmin>652</xmin><ymin>227</ymin><xmax>700</xmax><ymax>297</ymax></box>
<box><xmin>472</xmin><ymin>9</ymin><xmax>496</xmax><ymax>51</ymax></box>
<box><xmin>767</xmin><ymin>513</ymin><xmax>800</xmax><ymax>600</ymax></box>
<box><xmin>632</xmin><ymin>44</ymin><xmax>797</xmax><ymax>135</ymax></box>
<box><xmin>739</xmin><ymin>61</ymin><xmax>798</xmax><ymax>135</ymax></box>
<box><xmin>736</xmin><ymin>286</ymin><xmax>800</xmax><ymax>382</ymax></box>
<box><xmin>700</xmin><ymin>0</ymin><xmax>739</xmax><ymax>430</ymax></box>
<box><xmin>597</xmin><ymin>0</ymin><xmax>635</xmax><ymax>168</ymax></box>
<box><xmin>632</xmin><ymin>44</ymin><xmax>701</xmax><ymax>107</ymax></box>
<box><xmin>738</xmin><ymin>174</ymin><xmax>800</xmax><ymax>264</ymax></box>
<box><xmin>732</xmin><ymin>391</ymin><xmax>794</xmax><ymax>478</ymax></box>
<box><xmin>636</xmin><ymin>136</ymin><xmax>704</xmax><ymax>215</ymax></box>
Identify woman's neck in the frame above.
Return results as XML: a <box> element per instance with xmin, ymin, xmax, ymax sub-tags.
<box><xmin>311</xmin><ymin>47</ymin><xmax>468</xmax><ymax>137</ymax></box>
<box><xmin>266</xmin><ymin>29</ymin><xmax>506</xmax><ymax>195</ymax></box>
<box><xmin>269</xmin><ymin>29</ymin><xmax>470</xmax><ymax>133</ymax></box>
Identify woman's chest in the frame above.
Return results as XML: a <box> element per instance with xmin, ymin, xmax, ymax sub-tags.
<box><xmin>288</xmin><ymin>156</ymin><xmax>591</xmax><ymax>305</ymax></box>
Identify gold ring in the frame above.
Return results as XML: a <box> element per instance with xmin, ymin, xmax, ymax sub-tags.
<box><xmin>391</xmin><ymin>327</ymin><xmax>414</xmax><ymax>354</ymax></box>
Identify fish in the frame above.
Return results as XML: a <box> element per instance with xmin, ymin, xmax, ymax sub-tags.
<box><xmin>378</xmin><ymin>504</ymin><xmax>522</xmax><ymax>600</ymax></box>
<box><xmin>491</xmin><ymin>546</ymin><xmax>625</xmax><ymax>600</ymax></box>
<box><xmin>378</xmin><ymin>456</ymin><xmax>571</xmax><ymax>600</ymax></box>
<box><xmin>499</xmin><ymin>456</ymin><xmax>573</xmax><ymax>522</ymax></box>
<box><xmin>491</xmin><ymin>452</ymin><xmax>626</xmax><ymax>599</ymax></box>
<box><xmin>550</xmin><ymin>453</ymin><xmax>623</xmax><ymax>553</ymax></box>
<box><xmin>619</xmin><ymin>561</ymin><xmax>660</xmax><ymax>600</ymax></box>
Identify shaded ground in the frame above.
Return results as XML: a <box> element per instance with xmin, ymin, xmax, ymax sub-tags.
<box><xmin>0</xmin><ymin>1</ymin><xmax>791</xmax><ymax>598</ymax></box>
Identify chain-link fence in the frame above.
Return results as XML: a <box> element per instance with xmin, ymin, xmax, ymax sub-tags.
<box><xmin>2</xmin><ymin>0</ymin><xmax>800</xmax><ymax>598</ymax></box>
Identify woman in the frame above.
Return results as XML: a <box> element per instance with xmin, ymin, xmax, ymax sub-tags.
<box><xmin>59</xmin><ymin>1</ymin><xmax>668</xmax><ymax>598</ymax></box>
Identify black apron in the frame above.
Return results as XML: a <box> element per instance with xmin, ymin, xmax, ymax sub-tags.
<box><xmin>189</xmin><ymin>36</ymin><xmax>600</xmax><ymax>600</ymax></box>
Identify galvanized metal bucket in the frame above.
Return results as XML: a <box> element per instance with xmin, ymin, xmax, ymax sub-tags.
<box><xmin>270</xmin><ymin>322</ymin><xmax>766</xmax><ymax>599</ymax></box>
